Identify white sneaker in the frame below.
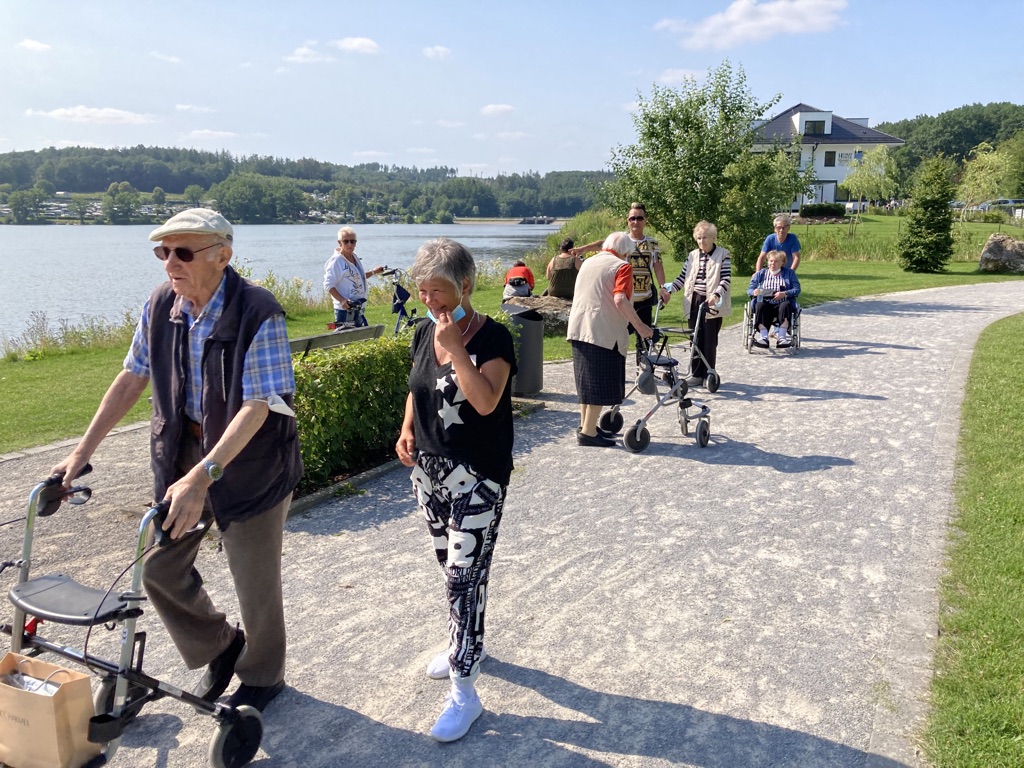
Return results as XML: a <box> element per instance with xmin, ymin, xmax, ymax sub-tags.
<box><xmin>429</xmin><ymin>692</ymin><xmax>483</xmax><ymax>742</ymax></box>
<box><xmin>425</xmin><ymin>645</ymin><xmax>488</xmax><ymax>679</ymax></box>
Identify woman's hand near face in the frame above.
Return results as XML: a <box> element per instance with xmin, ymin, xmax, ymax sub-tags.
<box><xmin>433</xmin><ymin>309</ymin><xmax>464</xmax><ymax>354</ymax></box>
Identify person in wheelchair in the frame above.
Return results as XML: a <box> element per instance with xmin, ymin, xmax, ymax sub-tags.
<box><xmin>747</xmin><ymin>250</ymin><xmax>800</xmax><ymax>348</ymax></box>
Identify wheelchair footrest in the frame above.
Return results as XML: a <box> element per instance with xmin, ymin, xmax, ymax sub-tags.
<box><xmin>9</xmin><ymin>573</ymin><xmax>131</xmax><ymax>626</ymax></box>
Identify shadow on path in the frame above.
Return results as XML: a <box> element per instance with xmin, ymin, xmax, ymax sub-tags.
<box><xmin>487</xmin><ymin>659</ymin><xmax>909</xmax><ymax>768</ymax></box>
<box><xmin>717</xmin><ymin>381</ymin><xmax>887</xmax><ymax>403</ymax></box>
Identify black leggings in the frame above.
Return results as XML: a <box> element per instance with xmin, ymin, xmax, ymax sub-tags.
<box><xmin>688</xmin><ymin>294</ymin><xmax>722</xmax><ymax>379</ymax></box>
<box><xmin>754</xmin><ymin>300</ymin><xmax>794</xmax><ymax>332</ymax></box>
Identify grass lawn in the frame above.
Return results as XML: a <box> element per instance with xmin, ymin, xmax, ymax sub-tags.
<box><xmin>922</xmin><ymin>313</ymin><xmax>1024</xmax><ymax>767</ymax></box>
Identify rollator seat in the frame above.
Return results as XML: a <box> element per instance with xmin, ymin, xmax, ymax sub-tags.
<box><xmin>9</xmin><ymin>573</ymin><xmax>130</xmax><ymax>626</ymax></box>
<box><xmin>646</xmin><ymin>354</ymin><xmax>678</xmax><ymax>367</ymax></box>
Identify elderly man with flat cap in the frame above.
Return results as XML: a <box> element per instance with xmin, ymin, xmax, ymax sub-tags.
<box><xmin>53</xmin><ymin>208</ymin><xmax>302</xmax><ymax>714</ymax></box>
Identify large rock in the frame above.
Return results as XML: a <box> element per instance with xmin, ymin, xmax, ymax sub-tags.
<box><xmin>979</xmin><ymin>233</ymin><xmax>1024</xmax><ymax>274</ymax></box>
<box><xmin>502</xmin><ymin>295</ymin><xmax>573</xmax><ymax>337</ymax></box>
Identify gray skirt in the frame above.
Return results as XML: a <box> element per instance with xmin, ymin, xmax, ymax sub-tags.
<box><xmin>571</xmin><ymin>340</ymin><xmax>626</xmax><ymax>405</ymax></box>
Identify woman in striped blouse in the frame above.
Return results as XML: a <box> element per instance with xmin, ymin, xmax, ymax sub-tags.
<box><xmin>746</xmin><ymin>250</ymin><xmax>801</xmax><ymax>348</ymax></box>
<box><xmin>663</xmin><ymin>221</ymin><xmax>732</xmax><ymax>388</ymax></box>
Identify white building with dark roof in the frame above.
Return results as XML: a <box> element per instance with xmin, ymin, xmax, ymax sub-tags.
<box><xmin>754</xmin><ymin>103</ymin><xmax>905</xmax><ymax>209</ymax></box>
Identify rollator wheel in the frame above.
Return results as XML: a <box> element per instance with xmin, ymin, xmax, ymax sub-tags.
<box><xmin>623</xmin><ymin>424</ymin><xmax>651</xmax><ymax>453</ymax></box>
<box><xmin>696</xmin><ymin>419</ymin><xmax>710</xmax><ymax>448</ymax></box>
<box><xmin>705</xmin><ymin>372</ymin><xmax>720</xmax><ymax>394</ymax></box>
<box><xmin>209</xmin><ymin>705</ymin><xmax>263</xmax><ymax>768</ymax></box>
<box><xmin>599</xmin><ymin>410</ymin><xmax>624</xmax><ymax>435</ymax></box>
<box><xmin>94</xmin><ymin>677</ymin><xmax>148</xmax><ymax>725</ymax></box>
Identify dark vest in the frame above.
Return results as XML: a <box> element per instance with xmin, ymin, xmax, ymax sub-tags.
<box><xmin>147</xmin><ymin>266</ymin><xmax>303</xmax><ymax>529</ymax></box>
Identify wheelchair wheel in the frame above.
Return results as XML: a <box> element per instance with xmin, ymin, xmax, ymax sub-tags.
<box><xmin>623</xmin><ymin>424</ymin><xmax>650</xmax><ymax>453</ymax></box>
<box><xmin>705</xmin><ymin>371</ymin><xmax>720</xmax><ymax>394</ymax></box>
<box><xmin>94</xmin><ymin>676</ymin><xmax>149</xmax><ymax>725</ymax></box>
<box><xmin>599</xmin><ymin>410</ymin><xmax>624</xmax><ymax>435</ymax></box>
<box><xmin>696</xmin><ymin>419</ymin><xmax>710</xmax><ymax>448</ymax></box>
<box><xmin>209</xmin><ymin>705</ymin><xmax>263</xmax><ymax>768</ymax></box>
<box><xmin>742</xmin><ymin>304</ymin><xmax>752</xmax><ymax>351</ymax></box>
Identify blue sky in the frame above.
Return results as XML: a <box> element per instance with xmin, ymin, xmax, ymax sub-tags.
<box><xmin>2</xmin><ymin>0</ymin><xmax>1021</xmax><ymax>176</ymax></box>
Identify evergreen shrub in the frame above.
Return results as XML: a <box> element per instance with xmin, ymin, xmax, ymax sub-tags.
<box><xmin>292</xmin><ymin>334</ymin><xmax>412</xmax><ymax>491</ymax></box>
<box><xmin>897</xmin><ymin>157</ymin><xmax>956</xmax><ymax>273</ymax></box>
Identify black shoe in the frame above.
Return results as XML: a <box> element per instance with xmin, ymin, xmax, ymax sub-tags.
<box><xmin>193</xmin><ymin>627</ymin><xmax>245</xmax><ymax>702</ymax></box>
<box><xmin>578</xmin><ymin>426</ymin><xmax>617</xmax><ymax>439</ymax></box>
<box><xmin>752</xmin><ymin>336</ymin><xmax>769</xmax><ymax>348</ymax></box>
<box><xmin>776</xmin><ymin>337</ymin><xmax>793</xmax><ymax>348</ymax></box>
<box><xmin>226</xmin><ymin>680</ymin><xmax>286</xmax><ymax>713</ymax></box>
<box><xmin>577</xmin><ymin>431</ymin><xmax>616</xmax><ymax>447</ymax></box>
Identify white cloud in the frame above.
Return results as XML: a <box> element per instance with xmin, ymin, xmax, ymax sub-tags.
<box><xmin>150</xmin><ymin>51</ymin><xmax>181</xmax><ymax>64</ymax></box>
<box><xmin>285</xmin><ymin>44</ymin><xmax>335</xmax><ymax>63</ymax></box>
<box><xmin>353</xmin><ymin>150</ymin><xmax>389</xmax><ymax>158</ymax></box>
<box><xmin>480</xmin><ymin>104</ymin><xmax>514</xmax><ymax>116</ymax></box>
<box><xmin>331</xmin><ymin>37</ymin><xmax>380</xmax><ymax>54</ymax></box>
<box><xmin>26</xmin><ymin>106</ymin><xmax>155</xmax><ymax>125</ymax></box>
<box><xmin>656</xmin><ymin>0</ymin><xmax>846</xmax><ymax>50</ymax></box>
<box><xmin>496</xmin><ymin>131</ymin><xmax>527</xmax><ymax>140</ymax></box>
<box><xmin>187</xmin><ymin>129</ymin><xmax>238</xmax><ymax>139</ymax></box>
<box><xmin>423</xmin><ymin>45</ymin><xmax>451</xmax><ymax>60</ymax></box>
<box><xmin>658</xmin><ymin>68</ymin><xmax>701</xmax><ymax>85</ymax></box>
<box><xmin>176</xmin><ymin>104</ymin><xmax>214</xmax><ymax>113</ymax></box>
<box><xmin>18</xmin><ymin>39</ymin><xmax>51</xmax><ymax>52</ymax></box>
<box><xmin>435</xmin><ymin>119</ymin><xmax>464</xmax><ymax>128</ymax></box>
<box><xmin>406</xmin><ymin>147</ymin><xmax>435</xmax><ymax>154</ymax></box>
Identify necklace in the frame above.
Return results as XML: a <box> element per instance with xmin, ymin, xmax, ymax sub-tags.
<box><xmin>461</xmin><ymin>311</ymin><xmax>478</xmax><ymax>337</ymax></box>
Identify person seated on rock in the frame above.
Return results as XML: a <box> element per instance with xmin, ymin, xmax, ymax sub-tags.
<box><xmin>747</xmin><ymin>250</ymin><xmax>800</xmax><ymax>349</ymax></box>
<box><xmin>503</xmin><ymin>260</ymin><xmax>535</xmax><ymax>300</ymax></box>
<box><xmin>543</xmin><ymin>238</ymin><xmax>583</xmax><ymax>300</ymax></box>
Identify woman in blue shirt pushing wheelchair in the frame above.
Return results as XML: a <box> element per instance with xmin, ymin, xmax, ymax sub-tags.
<box><xmin>747</xmin><ymin>250</ymin><xmax>800</xmax><ymax>349</ymax></box>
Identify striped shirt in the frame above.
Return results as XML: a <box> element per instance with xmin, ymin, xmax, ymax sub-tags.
<box><xmin>756</xmin><ymin>271</ymin><xmax>788</xmax><ymax>304</ymax></box>
<box><xmin>125</xmin><ymin>276</ymin><xmax>295</xmax><ymax>423</ymax></box>
<box><xmin>668</xmin><ymin>250</ymin><xmax>732</xmax><ymax>298</ymax></box>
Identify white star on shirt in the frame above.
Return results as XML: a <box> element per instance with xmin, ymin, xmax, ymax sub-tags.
<box><xmin>438</xmin><ymin>399</ymin><xmax>464</xmax><ymax>429</ymax></box>
<box><xmin>436</xmin><ymin>375</ymin><xmax>449</xmax><ymax>393</ymax></box>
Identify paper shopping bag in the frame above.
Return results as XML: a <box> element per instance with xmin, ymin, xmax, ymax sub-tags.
<box><xmin>0</xmin><ymin>652</ymin><xmax>101</xmax><ymax>768</ymax></box>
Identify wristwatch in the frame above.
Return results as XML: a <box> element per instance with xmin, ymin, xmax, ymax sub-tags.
<box><xmin>202</xmin><ymin>459</ymin><xmax>224</xmax><ymax>482</ymax></box>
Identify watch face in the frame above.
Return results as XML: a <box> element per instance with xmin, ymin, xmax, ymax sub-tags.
<box><xmin>205</xmin><ymin>461</ymin><xmax>224</xmax><ymax>481</ymax></box>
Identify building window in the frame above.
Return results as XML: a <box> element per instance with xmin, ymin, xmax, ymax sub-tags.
<box><xmin>824</xmin><ymin>151</ymin><xmax>836</xmax><ymax>167</ymax></box>
<box><xmin>804</xmin><ymin>120</ymin><xmax>825</xmax><ymax>134</ymax></box>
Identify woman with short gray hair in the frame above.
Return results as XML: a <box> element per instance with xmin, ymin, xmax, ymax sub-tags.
<box><xmin>756</xmin><ymin>213</ymin><xmax>801</xmax><ymax>272</ymax></box>
<box><xmin>396</xmin><ymin>237</ymin><xmax>516</xmax><ymax>743</ymax></box>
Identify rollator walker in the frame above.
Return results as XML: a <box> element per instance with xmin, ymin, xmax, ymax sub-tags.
<box><xmin>1</xmin><ymin>466</ymin><xmax>264</xmax><ymax>768</ymax></box>
<box><xmin>599</xmin><ymin>304</ymin><xmax>713</xmax><ymax>453</ymax></box>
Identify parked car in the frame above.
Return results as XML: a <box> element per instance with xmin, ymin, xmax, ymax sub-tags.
<box><xmin>975</xmin><ymin>199</ymin><xmax>1024</xmax><ymax>212</ymax></box>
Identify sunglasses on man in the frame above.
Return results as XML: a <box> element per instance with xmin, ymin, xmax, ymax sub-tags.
<box><xmin>628</xmin><ymin>215</ymin><xmax>645</xmax><ymax>222</ymax></box>
<box><xmin>153</xmin><ymin>243</ymin><xmax>221</xmax><ymax>262</ymax></box>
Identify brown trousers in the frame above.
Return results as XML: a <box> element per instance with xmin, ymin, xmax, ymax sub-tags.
<box><xmin>142</xmin><ymin>434</ymin><xmax>291</xmax><ymax>687</ymax></box>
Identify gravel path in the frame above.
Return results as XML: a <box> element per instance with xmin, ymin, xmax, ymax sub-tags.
<box><xmin>1</xmin><ymin>281</ymin><xmax>1022</xmax><ymax>767</ymax></box>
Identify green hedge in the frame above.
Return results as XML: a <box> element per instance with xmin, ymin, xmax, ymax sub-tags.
<box><xmin>292</xmin><ymin>335</ymin><xmax>412</xmax><ymax>492</ymax></box>
<box><xmin>799</xmin><ymin>202</ymin><xmax>846</xmax><ymax>218</ymax></box>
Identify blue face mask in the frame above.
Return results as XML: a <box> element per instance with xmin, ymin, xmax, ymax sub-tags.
<box><xmin>426</xmin><ymin>305</ymin><xmax>466</xmax><ymax>324</ymax></box>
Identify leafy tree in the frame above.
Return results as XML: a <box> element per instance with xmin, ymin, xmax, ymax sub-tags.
<box><xmin>718</xmin><ymin>148</ymin><xmax>810</xmax><ymax>273</ymax></box>
<box><xmin>183</xmin><ymin>184</ymin><xmax>205</xmax><ymax>207</ymax></box>
<box><xmin>957</xmin><ymin>142</ymin><xmax>1009</xmax><ymax>218</ymax></box>
<box><xmin>69</xmin><ymin>197</ymin><xmax>92</xmax><ymax>224</ymax></box>
<box><xmin>34</xmin><ymin>179</ymin><xmax>56</xmax><ymax>198</ymax></box>
<box><xmin>896</xmin><ymin>157</ymin><xmax>956</xmax><ymax>273</ymax></box>
<box><xmin>151</xmin><ymin>186</ymin><xmax>166</xmax><ymax>205</ymax></box>
<box><xmin>609</xmin><ymin>60</ymin><xmax>797</xmax><ymax>261</ymax></box>
<box><xmin>7</xmin><ymin>188</ymin><xmax>44</xmax><ymax>223</ymax></box>
<box><xmin>1001</xmin><ymin>131</ymin><xmax>1024</xmax><ymax>198</ymax></box>
<box><xmin>839</xmin><ymin>146</ymin><xmax>897</xmax><ymax>234</ymax></box>
<box><xmin>0</xmin><ymin>183</ymin><xmax>12</xmax><ymax>203</ymax></box>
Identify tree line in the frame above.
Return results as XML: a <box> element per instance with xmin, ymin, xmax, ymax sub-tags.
<box><xmin>0</xmin><ymin>145</ymin><xmax>610</xmax><ymax>224</ymax></box>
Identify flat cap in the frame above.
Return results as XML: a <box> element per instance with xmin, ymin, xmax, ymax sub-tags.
<box><xmin>149</xmin><ymin>208</ymin><xmax>233</xmax><ymax>242</ymax></box>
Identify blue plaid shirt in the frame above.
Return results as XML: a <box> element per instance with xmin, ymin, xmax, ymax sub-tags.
<box><xmin>125</xmin><ymin>275</ymin><xmax>295</xmax><ymax>423</ymax></box>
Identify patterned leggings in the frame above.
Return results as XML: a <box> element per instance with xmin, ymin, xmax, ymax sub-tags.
<box><xmin>412</xmin><ymin>454</ymin><xmax>506</xmax><ymax>680</ymax></box>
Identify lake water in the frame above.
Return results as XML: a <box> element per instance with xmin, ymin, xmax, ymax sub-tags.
<box><xmin>0</xmin><ymin>223</ymin><xmax>560</xmax><ymax>341</ymax></box>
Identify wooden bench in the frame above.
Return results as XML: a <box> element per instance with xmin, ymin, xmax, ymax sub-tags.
<box><xmin>289</xmin><ymin>325</ymin><xmax>385</xmax><ymax>359</ymax></box>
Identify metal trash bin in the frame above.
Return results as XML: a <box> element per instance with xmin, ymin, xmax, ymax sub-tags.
<box><xmin>501</xmin><ymin>303</ymin><xmax>544</xmax><ymax>396</ymax></box>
